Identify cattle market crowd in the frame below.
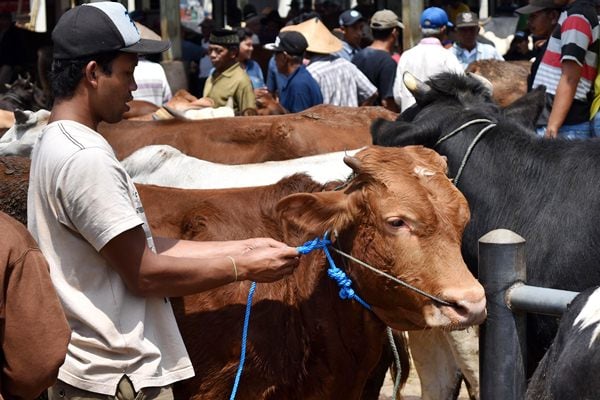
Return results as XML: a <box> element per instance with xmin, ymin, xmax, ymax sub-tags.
<box><xmin>1</xmin><ymin>0</ymin><xmax>600</xmax><ymax>399</ymax></box>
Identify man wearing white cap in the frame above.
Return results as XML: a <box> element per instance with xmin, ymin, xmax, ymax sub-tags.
<box><xmin>29</xmin><ymin>3</ymin><xmax>300</xmax><ymax>399</ymax></box>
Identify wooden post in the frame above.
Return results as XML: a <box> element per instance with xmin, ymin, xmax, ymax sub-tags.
<box><xmin>402</xmin><ymin>0</ymin><xmax>423</xmax><ymax>51</ymax></box>
<box><xmin>160</xmin><ymin>0</ymin><xmax>182</xmax><ymax>61</ymax></box>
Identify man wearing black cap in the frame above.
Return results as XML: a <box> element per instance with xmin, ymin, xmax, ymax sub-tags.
<box><xmin>203</xmin><ymin>28</ymin><xmax>256</xmax><ymax>114</ymax></box>
<box><xmin>28</xmin><ymin>3</ymin><xmax>299</xmax><ymax>399</ymax></box>
<box><xmin>265</xmin><ymin>31</ymin><xmax>323</xmax><ymax>113</ymax></box>
<box><xmin>335</xmin><ymin>9</ymin><xmax>365</xmax><ymax>60</ymax></box>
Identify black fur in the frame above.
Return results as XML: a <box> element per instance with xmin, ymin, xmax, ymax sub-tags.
<box><xmin>526</xmin><ymin>287</ymin><xmax>600</xmax><ymax>399</ymax></box>
<box><xmin>372</xmin><ymin>71</ymin><xmax>600</xmax><ymax>378</ymax></box>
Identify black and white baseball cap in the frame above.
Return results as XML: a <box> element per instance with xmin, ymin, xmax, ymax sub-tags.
<box><xmin>52</xmin><ymin>2</ymin><xmax>170</xmax><ymax>59</ymax></box>
<box><xmin>264</xmin><ymin>31</ymin><xmax>308</xmax><ymax>56</ymax></box>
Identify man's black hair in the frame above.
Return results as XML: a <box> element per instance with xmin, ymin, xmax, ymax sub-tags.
<box><xmin>50</xmin><ymin>51</ymin><xmax>120</xmax><ymax>100</ymax></box>
<box><xmin>371</xmin><ymin>27</ymin><xmax>394</xmax><ymax>41</ymax></box>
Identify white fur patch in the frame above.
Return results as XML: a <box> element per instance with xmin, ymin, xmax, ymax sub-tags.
<box><xmin>573</xmin><ymin>287</ymin><xmax>600</xmax><ymax>348</ymax></box>
<box><xmin>414</xmin><ymin>166</ymin><xmax>435</xmax><ymax>177</ymax></box>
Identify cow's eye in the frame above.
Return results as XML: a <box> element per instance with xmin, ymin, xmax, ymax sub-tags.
<box><xmin>387</xmin><ymin>218</ymin><xmax>407</xmax><ymax>229</ymax></box>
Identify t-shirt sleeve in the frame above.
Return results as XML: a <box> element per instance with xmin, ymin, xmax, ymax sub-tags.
<box><xmin>561</xmin><ymin>15</ymin><xmax>593</xmax><ymax>65</ymax></box>
<box><xmin>379</xmin><ymin>57</ymin><xmax>398</xmax><ymax>100</ymax></box>
<box><xmin>55</xmin><ymin>147</ymin><xmax>144</xmax><ymax>251</ymax></box>
<box><xmin>238</xmin><ymin>79</ymin><xmax>257</xmax><ymax>112</ymax></box>
<box><xmin>354</xmin><ymin>65</ymin><xmax>377</xmax><ymax>102</ymax></box>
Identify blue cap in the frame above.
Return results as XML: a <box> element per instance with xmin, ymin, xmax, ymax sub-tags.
<box><xmin>420</xmin><ymin>7</ymin><xmax>453</xmax><ymax>29</ymax></box>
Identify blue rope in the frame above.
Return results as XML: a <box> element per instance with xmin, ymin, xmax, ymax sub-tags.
<box><xmin>230</xmin><ymin>233</ymin><xmax>370</xmax><ymax>399</ymax></box>
<box><xmin>297</xmin><ymin>233</ymin><xmax>371</xmax><ymax>310</ymax></box>
<box><xmin>229</xmin><ymin>281</ymin><xmax>257</xmax><ymax>400</ymax></box>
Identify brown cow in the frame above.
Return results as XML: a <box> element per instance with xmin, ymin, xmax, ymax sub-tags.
<box><xmin>99</xmin><ymin>105</ymin><xmax>397</xmax><ymax>162</ymax></box>
<box><xmin>466</xmin><ymin>59</ymin><xmax>530</xmax><ymax>107</ymax></box>
<box><xmin>0</xmin><ymin>154</ymin><xmax>407</xmax><ymax>399</ymax></box>
<box><xmin>139</xmin><ymin>145</ymin><xmax>486</xmax><ymax>399</ymax></box>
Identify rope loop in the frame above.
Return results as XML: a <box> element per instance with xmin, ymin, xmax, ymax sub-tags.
<box><xmin>297</xmin><ymin>233</ymin><xmax>371</xmax><ymax>310</ymax></box>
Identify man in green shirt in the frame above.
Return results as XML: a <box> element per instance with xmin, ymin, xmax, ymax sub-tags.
<box><xmin>203</xmin><ymin>29</ymin><xmax>256</xmax><ymax>114</ymax></box>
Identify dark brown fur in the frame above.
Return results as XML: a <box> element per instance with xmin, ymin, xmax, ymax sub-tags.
<box><xmin>0</xmin><ymin>156</ymin><xmax>30</xmax><ymax>225</ymax></box>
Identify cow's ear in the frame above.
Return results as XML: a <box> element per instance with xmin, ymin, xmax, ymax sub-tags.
<box><xmin>276</xmin><ymin>191</ymin><xmax>356</xmax><ymax>238</ymax></box>
<box><xmin>503</xmin><ymin>86</ymin><xmax>546</xmax><ymax>130</ymax></box>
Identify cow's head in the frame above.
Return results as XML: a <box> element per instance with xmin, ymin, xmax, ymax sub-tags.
<box><xmin>371</xmin><ymin>72</ymin><xmax>544</xmax><ymax>148</ymax></box>
<box><xmin>276</xmin><ymin>145</ymin><xmax>486</xmax><ymax>330</ymax></box>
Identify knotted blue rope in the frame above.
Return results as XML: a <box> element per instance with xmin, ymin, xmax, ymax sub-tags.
<box><xmin>297</xmin><ymin>233</ymin><xmax>371</xmax><ymax>310</ymax></box>
<box><xmin>230</xmin><ymin>234</ymin><xmax>370</xmax><ymax>400</ymax></box>
<box><xmin>229</xmin><ymin>281</ymin><xmax>257</xmax><ymax>400</ymax></box>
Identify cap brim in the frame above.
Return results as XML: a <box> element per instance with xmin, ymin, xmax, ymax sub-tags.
<box><xmin>397</xmin><ymin>21</ymin><xmax>405</xmax><ymax>29</ymax></box>
<box><xmin>515</xmin><ymin>5</ymin><xmax>545</xmax><ymax>14</ymax></box>
<box><xmin>456</xmin><ymin>23</ymin><xmax>479</xmax><ymax>28</ymax></box>
<box><xmin>447</xmin><ymin>21</ymin><xmax>454</xmax><ymax>28</ymax></box>
<box><xmin>122</xmin><ymin>38</ymin><xmax>171</xmax><ymax>55</ymax></box>
<box><xmin>264</xmin><ymin>42</ymin><xmax>282</xmax><ymax>52</ymax></box>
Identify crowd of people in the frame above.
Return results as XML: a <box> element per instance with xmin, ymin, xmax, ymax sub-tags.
<box><xmin>3</xmin><ymin>0</ymin><xmax>600</xmax><ymax>398</ymax></box>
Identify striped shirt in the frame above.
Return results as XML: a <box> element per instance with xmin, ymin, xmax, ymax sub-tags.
<box><xmin>132</xmin><ymin>60</ymin><xmax>173</xmax><ymax>107</ymax></box>
<box><xmin>307</xmin><ymin>55</ymin><xmax>377</xmax><ymax>107</ymax></box>
<box><xmin>532</xmin><ymin>0</ymin><xmax>599</xmax><ymax>123</ymax></box>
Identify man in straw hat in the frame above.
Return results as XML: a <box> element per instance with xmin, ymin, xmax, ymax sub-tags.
<box><xmin>282</xmin><ymin>17</ymin><xmax>377</xmax><ymax>107</ymax></box>
<box><xmin>264</xmin><ymin>30</ymin><xmax>323</xmax><ymax>112</ymax></box>
<box><xmin>450</xmin><ymin>11</ymin><xmax>504</xmax><ymax>70</ymax></box>
<box><xmin>29</xmin><ymin>3</ymin><xmax>300</xmax><ymax>398</ymax></box>
<box><xmin>393</xmin><ymin>7</ymin><xmax>463</xmax><ymax>112</ymax></box>
<box><xmin>203</xmin><ymin>28</ymin><xmax>256</xmax><ymax>114</ymax></box>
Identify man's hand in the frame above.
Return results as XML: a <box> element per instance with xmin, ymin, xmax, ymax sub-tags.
<box><xmin>235</xmin><ymin>243</ymin><xmax>300</xmax><ymax>283</ymax></box>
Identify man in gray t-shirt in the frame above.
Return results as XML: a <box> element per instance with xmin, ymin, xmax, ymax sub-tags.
<box><xmin>28</xmin><ymin>3</ymin><xmax>300</xmax><ymax>399</ymax></box>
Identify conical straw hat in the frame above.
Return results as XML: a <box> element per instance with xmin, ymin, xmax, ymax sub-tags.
<box><xmin>281</xmin><ymin>17</ymin><xmax>342</xmax><ymax>54</ymax></box>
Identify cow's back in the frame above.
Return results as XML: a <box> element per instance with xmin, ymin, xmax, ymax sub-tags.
<box><xmin>100</xmin><ymin>105</ymin><xmax>395</xmax><ymax>162</ymax></box>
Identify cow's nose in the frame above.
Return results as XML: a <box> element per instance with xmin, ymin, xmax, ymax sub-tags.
<box><xmin>441</xmin><ymin>286</ymin><xmax>487</xmax><ymax>325</ymax></box>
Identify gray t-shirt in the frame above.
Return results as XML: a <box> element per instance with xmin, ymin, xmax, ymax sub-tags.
<box><xmin>27</xmin><ymin>120</ymin><xmax>194</xmax><ymax>395</ymax></box>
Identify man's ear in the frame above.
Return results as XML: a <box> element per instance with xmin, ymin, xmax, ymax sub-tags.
<box><xmin>84</xmin><ymin>61</ymin><xmax>99</xmax><ymax>87</ymax></box>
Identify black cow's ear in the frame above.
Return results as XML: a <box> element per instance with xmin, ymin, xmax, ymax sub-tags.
<box><xmin>503</xmin><ymin>86</ymin><xmax>546</xmax><ymax>130</ymax></box>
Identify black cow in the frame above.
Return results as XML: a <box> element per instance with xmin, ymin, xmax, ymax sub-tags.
<box><xmin>371</xmin><ymin>71</ymin><xmax>600</xmax><ymax>379</ymax></box>
<box><xmin>526</xmin><ymin>286</ymin><xmax>600</xmax><ymax>399</ymax></box>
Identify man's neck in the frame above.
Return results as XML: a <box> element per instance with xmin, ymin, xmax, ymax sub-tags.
<box><xmin>214</xmin><ymin>61</ymin><xmax>237</xmax><ymax>77</ymax></box>
<box><xmin>284</xmin><ymin>63</ymin><xmax>301</xmax><ymax>77</ymax></box>
<box><xmin>369</xmin><ymin>39</ymin><xmax>393</xmax><ymax>53</ymax></box>
<box><xmin>49</xmin><ymin>96</ymin><xmax>99</xmax><ymax>131</ymax></box>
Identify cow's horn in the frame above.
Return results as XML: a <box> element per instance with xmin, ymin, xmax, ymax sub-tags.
<box><xmin>343</xmin><ymin>155</ymin><xmax>362</xmax><ymax>172</ymax></box>
<box><xmin>403</xmin><ymin>71</ymin><xmax>431</xmax><ymax>98</ymax></box>
<box><xmin>467</xmin><ymin>72</ymin><xmax>494</xmax><ymax>96</ymax></box>
<box><xmin>14</xmin><ymin>109</ymin><xmax>29</xmax><ymax>125</ymax></box>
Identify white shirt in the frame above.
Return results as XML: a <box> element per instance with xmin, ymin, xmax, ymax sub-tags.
<box><xmin>393</xmin><ymin>37</ymin><xmax>464</xmax><ymax>111</ymax></box>
<box><xmin>132</xmin><ymin>59</ymin><xmax>173</xmax><ymax>106</ymax></box>
<box><xmin>27</xmin><ymin>120</ymin><xmax>194</xmax><ymax>395</ymax></box>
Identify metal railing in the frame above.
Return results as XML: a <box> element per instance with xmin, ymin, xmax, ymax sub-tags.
<box><xmin>478</xmin><ymin>229</ymin><xmax>579</xmax><ymax>400</ymax></box>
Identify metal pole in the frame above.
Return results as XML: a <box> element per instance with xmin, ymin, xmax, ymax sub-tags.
<box><xmin>507</xmin><ymin>285</ymin><xmax>578</xmax><ymax>317</ymax></box>
<box><xmin>478</xmin><ymin>229</ymin><xmax>526</xmax><ymax>400</ymax></box>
